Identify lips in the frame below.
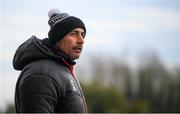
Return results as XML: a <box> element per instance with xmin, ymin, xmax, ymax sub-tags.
<box><xmin>73</xmin><ymin>46</ymin><xmax>82</xmax><ymax>53</ymax></box>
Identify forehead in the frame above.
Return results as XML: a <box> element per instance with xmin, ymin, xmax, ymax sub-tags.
<box><xmin>71</xmin><ymin>28</ymin><xmax>84</xmax><ymax>32</ymax></box>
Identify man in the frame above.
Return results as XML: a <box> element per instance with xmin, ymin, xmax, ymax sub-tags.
<box><xmin>13</xmin><ymin>9</ymin><xmax>88</xmax><ymax>113</ymax></box>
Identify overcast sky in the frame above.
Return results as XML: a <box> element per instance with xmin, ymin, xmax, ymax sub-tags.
<box><xmin>0</xmin><ymin>0</ymin><xmax>180</xmax><ymax>111</ymax></box>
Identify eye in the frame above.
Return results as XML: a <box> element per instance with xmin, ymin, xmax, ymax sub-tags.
<box><xmin>70</xmin><ymin>31</ymin><xmax>77</xmax><ymax>35</ymax></box>
<box><xmin>81</xmin><ymin>32</ymin><xmax>86</xmax><ymax>38</ymax></box>
<box><xmin>69</xmin><ymin>30</ymin><xmax>85</xmax><ymax>38</ymax></box>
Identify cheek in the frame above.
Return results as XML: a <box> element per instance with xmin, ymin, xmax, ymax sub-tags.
<box><xmin>65</xmin><ymin>39</ymin><xmax>75</xmax><ymax>49</ymax></box>
<box><xmin>62</xmin><ymin>41</ymin><xmax>74</xmax><ymax>53</ymax></box>
<box><xmin>57</xmin><ymin>37</ymin><xmax>75</xmax><ymax>54</ymax></box>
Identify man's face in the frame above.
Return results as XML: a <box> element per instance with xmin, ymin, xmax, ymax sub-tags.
<box><xmin>56</xmin><ymin>28</ymin><xmax>85</xmax><ymax>60</ymax></box>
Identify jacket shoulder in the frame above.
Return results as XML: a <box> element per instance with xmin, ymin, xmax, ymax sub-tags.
<box><xmin>24</xmin><ymin>59</ymin><xmax>68</xmax><ymax>76</ymax></box>
<box><xmin>21</xmin><ymin>59</ymin><xmax>71</xmax><ymax>90</ymax></box>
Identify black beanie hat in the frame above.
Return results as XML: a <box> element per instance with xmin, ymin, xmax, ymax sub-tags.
<box><xmin>48</xmin><ymin>9</ymin><xmax>86</xmax><ymax>45</ymax></box>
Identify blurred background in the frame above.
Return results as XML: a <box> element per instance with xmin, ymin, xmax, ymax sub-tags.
<box><xmin>0</xmin><ymin>0</ymin><xmax>180</xmax><ymax>113</ymax></box>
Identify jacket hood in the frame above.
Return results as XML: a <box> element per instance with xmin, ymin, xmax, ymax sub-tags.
<box><xmin>13</xmin><ymin>36</ymin><xmax>75</xmax><ymax>70</ymax></box>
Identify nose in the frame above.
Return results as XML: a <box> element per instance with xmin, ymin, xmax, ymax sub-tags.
<box><xmin>77</xmin><ymin>33</ymin><xmax>84</xmax><ymax>44</ymax></box>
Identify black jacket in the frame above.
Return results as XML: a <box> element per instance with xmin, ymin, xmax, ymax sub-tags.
<box><xmin>13</xmin><ymin>36</ymin><xmax>88</xmax><ymax>113</ymax></box>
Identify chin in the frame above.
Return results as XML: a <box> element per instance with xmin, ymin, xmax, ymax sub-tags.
<box><xmin>72</xmin><ymin>55</ymin><xmax>80</xmax><ymax>60</ymax></box>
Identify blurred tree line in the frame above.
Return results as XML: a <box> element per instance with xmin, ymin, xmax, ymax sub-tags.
<box><xmin>80</xmin><ymin>51</ymin><xmax>180</xmax><ymax>113</ymax></box>
<box><xmin>3</xmin><ymin>51</ymin><xmax>180</xmax><ymax>113</ymax></box>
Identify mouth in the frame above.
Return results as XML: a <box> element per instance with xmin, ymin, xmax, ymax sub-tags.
<box><xmin>73</xmin><ymin>46</ymin><xmax>83</xmax><ymax>53</ymax></box>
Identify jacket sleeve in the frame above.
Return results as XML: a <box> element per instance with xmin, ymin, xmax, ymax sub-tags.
<box><xmin>18</xmin><ymin>75</ymin><xmax>59</xmax><ymax>113</ymax></box>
